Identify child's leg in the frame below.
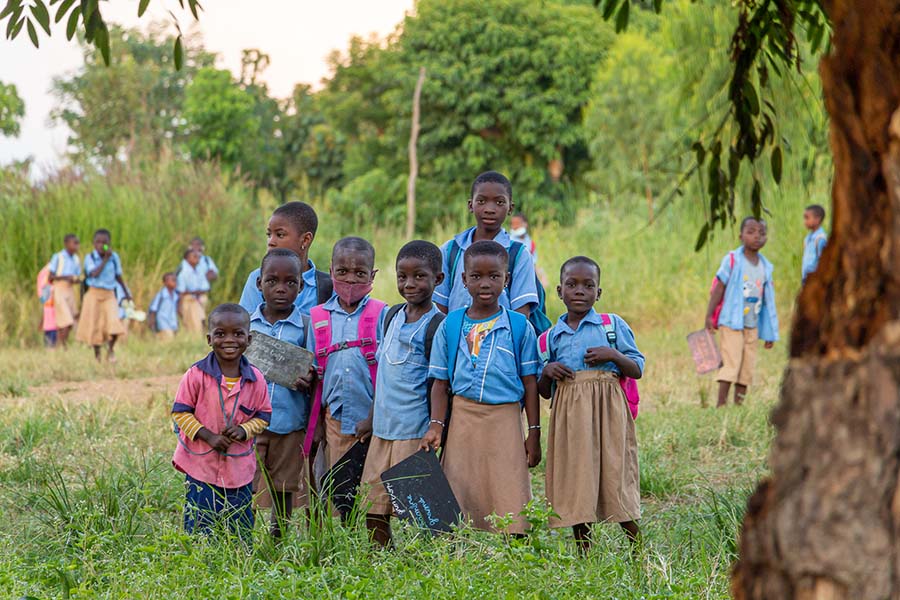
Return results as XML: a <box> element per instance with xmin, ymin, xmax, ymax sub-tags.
<box><xmin>717</xmin><ymin>381</ymin><xmax>731</xmax><ymax>407</ymax></box>
<box><xmin>225</xmin><ymin>483</ymin><xmax>255</xmax><ymax>543</ymax></box>
<box><xmin>184</xmin><ymin>476</ymin><xmax>217</xmax><ymax>536</ymax></box>
<box><xmin>366</xmin><ymin>514</ymin><xmax>392</xmax><ymax>547</ymax></box>
<box><xmin>716</xmin><ymin>327</ymin><xmax>743</xmax><ymax>407</ymax></box>
<box><xmin>620</xmin><ymin>520</ymin><xmax>640</xmax><ymax>545</ymax></box>
<box><xmin>734</xmin><ymin>328</ymin><xmax>758</xmax><ymax>405</ymax></box>
<box><xmin>58</xmin><ymin>326</ymin><xmax>70</xmax><ymax>347</ymax></box>
<box><xmin>734</xmin><ymin>384</ymin><xmax>748</xmax><ymax>405</ymax></box>
<box><xmin>92</xmin><ymin>345</ymin><xmax>102</xmax><ymax>361</ymax></box>
<box><xmin>271</xmin><ymin>491</ymin><xmax>293</xmax><ymax>539</ymax></box>
<box><xmin>107</xmin><ymin>334</ymin><xmax>118</xmax><ymax>362</ymax></box>
<box><xmin>572</xmin><ymin>523</ymin><xmax>592</xmax><ymax>553</ymax></box>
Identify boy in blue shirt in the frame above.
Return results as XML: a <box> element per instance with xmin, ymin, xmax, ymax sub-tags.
<box><xmin>434</xmin><ymin>171</ymin><xmax>539</xmax><ymax>317</ymax></box>
<box><xmin>249</xmin><ymin>249</ymin><xmax>313</xmax><ymax>539</ymax></box>
<box><xmin>179</xmin><ymin>237</ymin><xmax>219</xmax><ymax>287</ymax></box>
<box><xmin>148</xmin><ymin>272</ymin><xmax>179</xmax><ymax>341</ymax></box>
<box><xmin>801</xmin><ymin>204</ymin><xmax>828</xmax><ymax>282</ymax></box>
<box><xmin>48</xmin><ymin>233</ymin><xmax>81</xmax><ymax>348</ymax></box>
<box><xmin>423</xmin><ymin>240</ymin><xmax>541</xmax><ymax>535</ymax></box>
<box><xmin>178</xmin><ymin>249</ymin><xmax>210</xmax><ymax>334</ymax></box>
<box><xmin>360</xmin><ymin>240</ymin><xmax>445</xmax><ymax>547</ymax></box>
<box><xmin>706</xmin><ymin>217</ymin><xmax>778</xmax><ymax>407</ymax></box>
<box><xmin>76</xmin><ymin>229</ymin><xmax>132</xmax><ymax>362</ymax></box>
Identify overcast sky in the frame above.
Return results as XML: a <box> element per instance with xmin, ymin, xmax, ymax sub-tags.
<box><xmin>0</xmin><ymin>0</ymin><xmax>413</xmax><ymax>173</ymax></box>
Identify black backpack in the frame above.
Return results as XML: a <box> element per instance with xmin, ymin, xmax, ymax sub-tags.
<box><xmin>314</xmin><ymin>270</ymin><xmax>333</xmax><ymax>304</ymax></box>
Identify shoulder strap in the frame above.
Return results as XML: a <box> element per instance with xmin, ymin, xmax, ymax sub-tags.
<box><xmin>600</xmin><ymin>313</ymin><xmax>618</xmax><ymax>347</ymax></box>
<box><xmin>506</xmin><ymin>308</ymin><xmax>527</xmax><ymax>364</ymax></box>
<box><xmin>357</xmin><ymin>299</ymin><xmax>387</xmax><ymax>386</ymax></box>
<box><xmin>315</xmin><ymin>270</ymin><xmax>333</xmax><ymax>305</ymax></box>
<box><xmin>444</xmin><ymin>308</ymin><xmax>466</xmax><ymax>388</ymax></box>
<box><xmin>383</xmin><ymin>303</ymin><xmax>405</xmax><ymax>336</ymax></box>
<box><xmin>424</xmin><ymin>311</ymin><xmax>445</xmax><ymax>362</ymax></box>
<box><xmin>537</xmin><ymin>330</ymin><xmax>551</xmax><ymax>364</ymax></box>
<box><xmin>446</xmin><ymin>241</ymin><xmax>463</xmax><ymax>288</ymax></box>
<box><xmin>506</xmin><ymin>242</ymin><xmax>523</xmax><ymax>290</ymax></box>
<box><xmin>729</xmin><ymin>252</ymin><xmax>735</xmax><ymax>268</ymax></box>
<box><xmin>55</xmin><ymin>252</ymin><xmax>64</xmax><ymax>274</ymax></box>
<box><xmin>305</xmin><ymin>304</ymin><xmax>332</xmax><ymax>458</ymax></box>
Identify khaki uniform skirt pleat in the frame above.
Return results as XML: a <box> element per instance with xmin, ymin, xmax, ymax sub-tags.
<box><xmin>75</xmin><ymin>288</ymin><xmax>125</xmax><ymax>346</ymax></box>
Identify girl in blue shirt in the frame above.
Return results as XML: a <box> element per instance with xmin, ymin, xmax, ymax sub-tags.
<box><xmin>75</xmin><ymin>229</ymin><xmax>131</xmax><ymax>362</ymax></box>
<box><xmin>538</xmin><ymin>256</ymin><xmax>644</xmax><ymax>552</ymax></box>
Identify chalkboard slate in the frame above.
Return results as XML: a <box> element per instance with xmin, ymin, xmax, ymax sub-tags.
<box><xmin>322</xmin><ymin>440</ymin><xmax>369</xmax><ymax>516</ymax></box>
<box><xmin>686</xmin><ymin>329</ymin><xmax>723</xmax><ymax>375</ymax></box>
<box><xmin>245</xmin><ymin>332</ymin><xmax>314</xmax><ymax>390</ymax></box>
<box><xmin>381</xmin><ymin>450</ymin><xmax>461</xmax><ymax>534</ymax></box>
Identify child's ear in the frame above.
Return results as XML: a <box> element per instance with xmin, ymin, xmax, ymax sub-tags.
<box><xmin>256</xmin><ymin>276</ymin><xmax>262</xmax><ymax>292</ymax></box>
<box><xmin>246</xmin><ymin>333</ymin><xmax>252</xmax><ymax>347</ymax></box>
<box><xmin>467</xmin><ymin>198</ymin><xmax>474</xmax><ymax>213</ymax></box>
<box><xmin>434</xmin><ymin>272</ymin><xmax>445</xmax><ymax>286</ymax></box>
<box><xmin>504</xmin><ymin>271</ymin><xmax>511</xmax><ymax>288</ymax></box>
<box><xmin>557</xmin><ymin>285</ymin><xmax>563</xmax><ymax>299</ymax></box>
<box><xmin>370</xmin><ymin>268</ymin><xmax>378</xmax><ymax>282</ymax></box>
<box><xmin>596</xmin><ymin>288</ymin><xmax>603</xmax><ymax>301</ymax></box>
<box><xmin>299</xmin><ymin>231</ymin><xmax>314</xmax><ymax>252</ymax></box>
<box><xmin>206</xmin><ymin>333</ymin><xmax>212</xmax><ymax>346</ymax></box>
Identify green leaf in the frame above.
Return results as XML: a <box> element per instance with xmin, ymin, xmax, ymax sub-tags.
<box><xmin>600</xmin><ymin>0</ymin><xmax>618</xmax><ymax>20</ymax></box>
<box><xmin>174</xmin><ymin>34</ymin><xmax>183</xmax><ymax>70</ymax></box>
<box><xmin>64</xmin><ymin>3</ymin><xmax>78</xmax><ymax>39</ymax></box>
<box><xmin>55</xmin><ymin>0</ymin><xmax>75</xmax><ymax>23</ymax></box>
<box><xmin>692</xmin><ymin>141</ymin><xmax>705</xmax><ymax>166</ymax></box>
<box><xmin>694</xmin><ymin>222</ymin><xmax>710</xmax><ymax>251</ymax></box>
<box><xmin>771</xmin><ymin>145</ymin><xmax>783</xmax><ymax>184</ymax></box>
<box><xmin>743</xmin><ymin>80</ymin><xmax>759</xmax><ymax>116</ymax></box>
<box><xmin>614</xmin><ymin>0</ymin><xmax>629</xmax><ymax>33</ymax></box>
<box><xmin>95</xmin><ymin>19</ymin><xmax>109</xmax><ymax>64</ymax></box>
<box><xmin>0</xmin><ymin>0</ymin><xmax>20</xmax><ymax>21</ymax></box>
<box><xmin>30</xmin><ymin>0</ymin><xmax>50</xmax><ymax>35</ymax></box>
<box><xmin>137</xmin><ymin>0</ymin><xmax>149</xmax><ymax>17</ymax></box>
<box><xmin>751</xmin><ymin>179</ymin><xmax>762</xmax><ymax>217</ymax></box>
<box><xmin>187</xmin><ymin>0</ymin><xmax>201</xmax><ymax>20</ymax></box>
<box><xmin>26</xmin><ymin>17</ymin><xmax>38</xmax><ymax>46</ymax></box>
<box><xmin>6</xmin><ymin>7</ymin><xmax>22</xmax><ymax>37</ymax></box>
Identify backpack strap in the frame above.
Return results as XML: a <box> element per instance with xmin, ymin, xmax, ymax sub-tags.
<box><xmin>383</xmin><ymin>303</ymin><xmax>405</xmax><ymax>337</ymax></box>
<box><xmin>356</xmin><ymin>299</ymin><xmax>386</xmax><ymax>390</ymax></box>
<box><xmin>506</xmin><ymin>308</ymin><xmax>527</xmax><ymax>364</ymax></box>
<box><xmin>424</xmin><ymin>312</ymin><xmax>445</xmax><ymax>363</ymax></box>
<box><xmin>446</xmin><ymin>241</ymin><xmax>463</xmax><ymax>290</ymax></box>
<box><xmin>304</xmin><ymin>305</ymin><xmax>332</xmax><ymax>456</ymax></box>
<box><xmin>444</xmin><ymin>308</ymin><xmax>466</xmax><ymax>391</ymax></box>
<box><xmin>315</xmin><ymin>269</ymin><xmax>333</xmax><ymax>305</ymax></box>
<box><xmin>537</xmin><ymin>330</ymin><xmax>551</xmax><ymax>365</ymax></box>
<box><xmin>506</xmin><ymin>241</ymin><xmax>523</xmax><ymax>291</ymax></box>
<box><xmin>599</xmin><ymin>313</ymin><xmax>618</xmax><ymax>347</ymax></box>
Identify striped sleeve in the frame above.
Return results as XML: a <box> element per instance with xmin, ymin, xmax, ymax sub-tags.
<box><xmin>173</xmin><ymin>412</ymin><xmax>204</xmax><ymax>440</ymax></box>
<box><xmin>240</xmin><ymin>418</ymin><xmax>268</xmax><ymax>438</ymax></box>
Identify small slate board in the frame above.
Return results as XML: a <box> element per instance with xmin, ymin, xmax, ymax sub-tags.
<box><xmin>381</xmin><ymin>450</ymin><xmax>461</xmax><ymax>535</ymax></box>
<box><xmin>322</xmin><ymin>440</ymin><xmax>369</xmax><ymax>516</ymax></box>
<box><xmin>687</xmin><ymin>329</ymin><xmax>723</xmax><ymax>375</ymax></box>
<box><xmin>244</xmin><ymin>332</ymin><xmax>314</xmax><ymax>390</ymax></box>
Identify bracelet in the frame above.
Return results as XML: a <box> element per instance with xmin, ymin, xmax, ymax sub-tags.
<box><xmin>430</xmin><ymin>419</ymin><xmax>445</xmax><ymax>428</ymax></box>
<box><xmin>528</xmin><ymin>425</ymin><xmax>541</xmax><ymax>431</ymax></box>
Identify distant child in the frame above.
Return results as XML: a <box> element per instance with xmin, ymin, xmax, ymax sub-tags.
<box><xmin>171</xmin><ymin>304</ymin><xmax>271</xmax><ymax>541</ymax></box>
<box><xmin>509</xmin><ymin>212</ymin><xmax>548</xmax><ymax>287</ymax></box>
<box><xmin>434</xmin><ymin>171</ymin><xmax>539</xmax><ymax>317</ymax></box>
<box><xmin>537</xmin><ymin>256</ymin><xmax>644</xmax><ymax>551</ymax></box>
<box><xmin>37</xmin><ymin>262</ymin><xmax>57</xmax><ymax>348</ymax></box>
<box><xmin>177</xmin><ymin>248</ymin><xmax>209</xmax><ymax>334</ymax></box>
<box><xmin>801</xmin><ymin>204</ymin><xmax>828</xmax><ymax>282</ymax></box>
<box><xmin>239</xmin><ymin>202</ymin><xmax>333</xmax><ymax>316</ymax></box>
<box><xmin>249</xmin><ymin>249</ymin><xmax>314</xmax><ymax>539</ymax></box>
<box><xmin>148</xmin><ymin>272</ymin><xmax>180</xmax><ymax>341</ymax></box>
<box><xmin>301</xmin><ymin>237</ymin><xmax>387</xmax><ymax>470</ymax></box>
<box><xmin>76</xmin><ymin>229</ymin><xmax>131</xmax><ymax>362</ymax></box>
<box><xmin>423</xmin><ymin>240</ymin><xmax>541</xmax><ymax>535</ymax></box>
<box><xmin>361</xmin><ymin>240</ymin><xmax>446</xmax><ymax>547</ymax></box>
<box><xmin>179</xmin><ymin>237</ymin><xmax>219</xmax><ymax>287</ymax></box>
<box><xmin>706</xmin><ymin>217</ymin><xmax>779</xmax><ymax>407</ymax></box>
<box><xmin>48</xmin><ymin>233</ymin><xmax>81</xmax><ymax>348</ymax></box>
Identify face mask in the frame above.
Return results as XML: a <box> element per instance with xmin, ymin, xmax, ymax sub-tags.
<box><xmin>331</xmin><ymin>274</ymin><xmax>373</xmax><ymax>305</ymax></box>
<box><xmin>511</xmin><ymin>227</ymin><xmax>527</xmax><ymax>237</ymax></box>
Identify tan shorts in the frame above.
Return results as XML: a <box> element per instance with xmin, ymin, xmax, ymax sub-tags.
<box><xmin>52</xmin><ymin>281</ymin><xmax>78</xmax><ymax>329</ymax></box>
<box><xmin>324</xmin><ymin>406</ymin><xmax>359</xmax><ymax>469</ymax></box>
<box><xmin>179</xmin><ymin>293</ymin><xmax>207</xmax><ymax>334</ymax></box>
<box><xmin>361</xmin><ymin>436</ymin><xmax>423</xmax><ymax>515</ymax></box>
<box><xmin>75</xmin><ymin>288</ymin><xmax>125</xmax><ymax>346</ymax></box>
<box><xmin>717</xmin><ymin>326</ymin><xmax>758</xmax><ymax>386</ymax></box>
<box><xmin>253</xmin><ymin>429</ymin><xmax>309</xmax><ymax>509</ymax></box>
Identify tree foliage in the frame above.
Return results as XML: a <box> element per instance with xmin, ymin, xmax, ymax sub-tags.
<box><xmin>0</xmin><ymin>81</ymin><xmax>24</xmax><ymax>137</ymax></box>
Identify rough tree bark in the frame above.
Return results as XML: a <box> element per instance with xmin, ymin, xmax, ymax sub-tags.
<box><xmin>733</xmin><ymin>1</ymin><xmax>900</xmax><ymax>598</ymax></box>
<box><xmin>406</xmin><ymin>66</ymin><xmax>426</xmax><ymax>240</ymax></box>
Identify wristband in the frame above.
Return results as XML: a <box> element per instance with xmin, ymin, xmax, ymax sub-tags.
<box><xmin>528</xmin><ymin>425</ymin><xmax>541</xmax><ymax>431</ymax></box>
<box><xmin>430</xmin><ymin>419</ymin><xmax>445</xmax><ymax>428</ymax></box>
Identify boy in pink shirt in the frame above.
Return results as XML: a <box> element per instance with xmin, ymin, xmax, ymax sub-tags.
<box><xmin>172</xmin><ymin>303</ymin><xmax>272</xmax><ymax>540</ymax></box>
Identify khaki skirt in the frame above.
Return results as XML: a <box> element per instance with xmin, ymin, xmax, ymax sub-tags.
<box><xmin>443</xmin><ymin>396</ymin><xmax>532</xmax><ymax>534</ymax></box>
<box><xmin>361</xmin><ymin>436</ymin><xmax>423</xmax><ymax>515</ymax></box>
<box><xmin>75</xmin><ymin>288</ymin><xmax>125</xmax><ymax>346</ymax></box>
<box><xmin>546</xmin><ymin>370</ymin><xmax>640</xmax><ymax>528</ymax></box>
<box><xmin>179</xmin><ymin>293</ymin><xmax>207</xmax><ymax>334</ymax></box>
<box><xmin>324</xmin><ymin>406</ymin><xmax>359</xmax><ymax>469</ymax></box>
<box><xmin>52</xmin><ymin>280</ymin><xmax>78</xmax><ymax>329</ymax></box>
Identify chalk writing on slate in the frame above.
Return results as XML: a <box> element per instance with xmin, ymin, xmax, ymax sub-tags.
<box><xmin>322</xmin><ymin>440</ymin><xmax>369</xmax><ymax>516</ymax></box>
<box><xmin>381</xmin><ymin>450</ymin><xmax>461</xmax><ymax>535</ymax></box>
<box><xmin>244</xmin><ymin>332</ymin><xmax>314</xmax><ymax>390</ymax></box>
<box><xmin>686</xmin><ymin>329</ymin><xmax>723</xmax><ymax>375</ymax></box>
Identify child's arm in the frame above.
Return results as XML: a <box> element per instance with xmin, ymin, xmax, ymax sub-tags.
<box><xmin>420</xmin><ymin>379</ymin><xmax>449</xmax><ymax>451</ymax></box>
<box><xmin>356</xmin><ymin>405</ymin><xmax>374</xmax><ymax>443</ymax></box>
<box><xmin>173</xmin><ymin>412</ymin><xmax>232</xmax><ymax>452</ymax></box>
<box><xmin>584</xmin><ymin>347</ymin><xmax>642</xmax><ymax>379</ymax></box>
<box><xmin>538</xmin><ymin>362</ymin><xmax>575</xmax><ymax>398</ymax></box>
<box><xmin>522</xmin><ymin>375</ymin><xmax>541</xmax><ymax>468</ymax></box>
<box><xmin>147</xmin><ymin>311</ymin><xmax>157</xmax><ymax>332</ymax></box>
<box><xmin>705</xmin><ymin>279</ymin><xmax>725</xmax><ymax>331</ymax></box>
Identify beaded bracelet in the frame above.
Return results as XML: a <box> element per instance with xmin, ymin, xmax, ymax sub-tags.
<box><xmin>430</xmin><ymin>419</ymin><xmax>445</xmax><ymax>428</ymax></box>
<box><xmin>528</xmin><ymin>425</ymin><xmax>541</xmax><ymax>431</ymax></box>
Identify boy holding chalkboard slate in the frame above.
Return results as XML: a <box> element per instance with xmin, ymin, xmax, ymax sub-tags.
<box><xmin>360</xmin><ymin>241</ymin><xmax>446</xmax><ymax>547</ymax></box>
<box><xmin>248</xmin><ymin>249</ymin><xmax>314</xmax><ymax>539</ymax></box>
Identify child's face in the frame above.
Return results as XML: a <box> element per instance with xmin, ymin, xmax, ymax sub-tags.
<box><xmin>65</xmin><ymin>238</ymin><xmax>80</xmax><ymax>254</ymax></box>
<box><xmin>558</xmin><ymin>262</ymin><xmax>601</xmax><ymax>315</ymax></box>
<box><xmin>331</xmin><ymin>248</ymin><xmax>376</xmax><ymax>284</ymax></box>
<box><xmin>190</xmin><ymin>240</ymin><xmax>204</xmax><ymax>254</ymax></box>
<box><xmin>164</xmin><ymin>275</ymin><xmax>177</xmax><ymax>291</ymax></box>
<box><xmin>186</xmin><ymin>251</ymin><xmax>201</xmax><ymax>268</ymax></box>
<box><xmin>803</xmin><ymin>210</ymin><xmax>821</xmax><ymax>230</ymax></box>
<box><xmin>207</xmin><ymin>313</ymin><xmax>251</xmax><ymax>364</ymax></box>
<box><xmin>510</xmin><ymin>215</ymin><xmax>526</xmax><ymax>232</ymax></box>
<box><xmin>267</xmin><ymin>214</ymin><xmax>312</xmax><ymax>257</ymax></box>
<box><xmin>468</xmin><ymin>182</ymin><xmax>512</xmax><ymax>233</ymax></box>
<box><xmin>93</xmin><ymin>233</ymin><xmax>110</xmax><ymax>254</ymax></box>
<box><xmin>740</xmin><ymin>219</ymin><xmax>768</xmax><ymax>251</ymax></box>
<box><xmin>257</xmin><ymin>256</ymin><xmax>301</xmax><ymax>313</ymax></box>
<box><xmin>462</xmin><ymin>254</ymin><xmax>508</xmax><ymax>310</ymax></box>
<box><xmin>396</xmin><ymin>257</ymin><xmax>443</xmax><ymax>307</ymax></box>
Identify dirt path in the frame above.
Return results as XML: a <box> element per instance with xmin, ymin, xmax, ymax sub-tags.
<box><xmin>27</xmin><ymin>374</ymin><xmax>183</xmax><ymax>405</ymax></box>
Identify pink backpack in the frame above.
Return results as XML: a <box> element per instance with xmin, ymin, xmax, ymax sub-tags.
<box><xmin>537</xmin><ymin>313</ymin><xmax>641</xmax><ymax>419</ymax></box>
<box><xmin>302</xmin><ymin>299</ymin><xmax>387</xmax><ymax>456</ymax></box>
<box><xmin>709</xmin><ymin>252</ymin><xmax>735</xmax><ymax>329</ymax></box>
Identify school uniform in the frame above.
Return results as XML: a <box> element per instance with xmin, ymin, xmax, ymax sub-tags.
<box><xmin>76</xmin><ymin>251</ymin><xmax>126</xmax><ymax>346</ymax></box>
<box><xmin>361</xmin><ymin>305</ymin><xmax>440</xmax><ymax>515</ymax></box>
<box><xmin>239</xmin><ymin>259</ymin><xmax>322</xmax><ymax>316</ymax></box>
<box><xmin>172</xmin><ymin>354</ymin><xmax>271</xmax><ymax>540</ymax></box>
<box><xmin>802</xmin><ymin>226</ymin><xmax>827</xmax><ymax>282</ymax></box>
<box><xmin>249</xmin><ymin>305</ymin><xmax>311</xmax><ymax>509</ymax></box>
<box><xmin>541</xmin><ymin>309</ymin><xmax>645</xmax><ymax>528</ymax></box>
<box><xmin>307</xmin><ymin>295</ymin><xmax>388</xmax><ymax>468</ymax></box>
<box><xmin>48</xmin><ymin>249</ymin><xmax>81</xmax><ymax>329</ymax></box>
<box><xmin>178</xmin><ymin>255</ymin><xmax>219</xmax><ymax>285</ymax></box>
<box><xmin>428</xmin><ymin>308</ymin><xmax>540</xmax><ymax>534</ymax></box>
<box><xmin>715</xmin><ymin>247</ymin><xmax>779</xmax><ymax>386</ymax></box>
<box><xmin>177</xmin><ymin>264</ymin><xmax>210</xmax><ymax>334</ymax></box>
<box><xmin>149</xmin><ymin>287</ymin><xmax>179</xmax><ymax>340</ymax></box>
<box><xmin>434</xmin><ymin>227</ymin><xmax>540</xmax><ymax>312</ymax></box>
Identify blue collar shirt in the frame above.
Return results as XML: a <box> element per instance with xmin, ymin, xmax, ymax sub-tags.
<box><xmin>49</xmin><ymin>250</ymin><xmax>81</xmax><ymax>278</ymax></box>
<box><xmin>177</xmin><ymin>263</ymin><xmax>211</xmax><ymax>294</ymax></box>
<box><xmin>149</xmin><ymin>287</ymin><xmax>180</xmax><ymax>332</ymax></box>
<box><xmin>801</xmin><ymin>227</ymin><xmax>827</xmax><ymax>282</ymax></box>
<box><xmin>239</xmin><ymin>259</ymin><xmax>321</xmax><ymax>316</ymax></box>
<box><xmin>84</xmin><ymin>251</ymin><xmax>122</xmax><ymax>290</ymax></box>
<box><xmin>716</xmin><ymin>246</ymin><xmax>779</xmax><ymax>342</ymax></box>
<box><xmin>543</xmin><ymin>309</ymin><xmax>645</xmax><ymax>376</ymax></box>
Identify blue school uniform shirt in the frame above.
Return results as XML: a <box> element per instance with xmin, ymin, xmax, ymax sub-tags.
<box><xmin>716</xmin><ymin>247</ymin><xmax>779</xmax><ymax>342</ymax></box>
<box><xmin>149</xmin><ymin>287</ymin><xmax>179</xmax><ymax>332</ymax></box>
<box><xmin>177</xmin><ymin>255</ymin><xmax>218</xmax><ymax>292</ymax></box>
<box><xmin>801</xmin><ymin>227</ymin><xmax>827</xmax><ymax>282</ymax></box>
<box><xmin>433</xmin><ymin>227</ymin><xmax>539</xmax><ymax>312</ymax></box>
<box><xmin>428</xmin><ymin>308</ymin><xmax>540</xmax><ymax>405</ymax></box>
<box><xmin>177</xmin><ymin>263</ymin><xmax>210</xmax><ymax>294</ymax></box>
<box><xmin>239</xmin><ymin>259</ymin><xmax>321</xmax><ymax>316</ymax></box>
<box><xmin>306</xmin><ymin>295</ymin><xmax>388</xmax><ymax>435</ymax></box>
<box><xmin>49</xmin><ymin>250</ymin><xmax>81</xmax><ymax>278</ymax></box>
<box><xmin>373</xmin><ymin>305</ymin><xmax>439</xmax><ymax>440</ymax></box>
<box><xmin>250</xmin><ymin>305</ymin><xmax>311</xmax><ymax>434</ymax></box>
<box><xmin>541</xmin><ymin>309</ymin><xmax>645</xmax><ymax>376</ymax></box>
<box><xmin>84</xmin><ymin>250</ymin><xmax>122</xmax><ymax>290</ymax></box>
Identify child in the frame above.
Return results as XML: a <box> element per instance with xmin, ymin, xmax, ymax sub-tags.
<box><xmin>801</xmin><ymin>204</ymin><xmax>828</xmax><ymax>282</ymax></box>
<box><xmin>509</xmin><ymin>212</ymin><xmax>548</xmax><ymax>288</ymax></box>
<box><xmin>706</xmin><ymin>217</ymin><xmax>779</xmax><ymax>407</ymax></box>
<box><xmin>434</xmin><ymin>171</ymin><xmax>539</xmax><ymax>317</ymax></box>
<box><xmin>361</xmin><ymin>240</ymin><xmax>445</xmax><ymax>547</ymax></box>
<box><xmin>239</xmin><ymin>202</ymin><xmax>332</xmax><ymax>316</ymax></box>
<box><xmin>76</xmin><ymin>229</ymin><xmax>131</xmax><ymax>362</ymax></box>
<box><xmin>171</xmin><ymin>304</ymin><xmax>271</xmax><ymax>541</ymax></box>
<box><xmin>301</xmin><ymin>237</ymin><xmax>387</xmax><ymax>470</ymax></box>
<box><xmin>537</xmin><ymin>256</ymin><xmax>644</xmax><ymax>552</ymax></box>
<box><xmin>48</xmin><ymin>233</ymin><xmax>81</xmax><ymax>348</ymax></box>
<box><xmin>423</xmin><ymin>240</ymin><xmax>541</xmax><ymax>535</ymax></box>
<box><xmin>37</xmin><ymin>262</ymin><xmax>57</xmax><ymax>348</ymax></box>
<box><xmin>148</xmin><ymin>272</ymin><xmax>180</xmax><ymax>341</ymax></box>
<box><xmin>177</xmin><ymin>248</ymin><xmax>209</xmax><ymax>334</ymax></box>
<box><xmin>249</xmin><ymin>249</ymin><xmax>313</xmax><ymax>539</ymax></box>
<box><xmin>180</xmin><ymin>237</ymin><xmax>219</xmax><ymax>286</ymax></box>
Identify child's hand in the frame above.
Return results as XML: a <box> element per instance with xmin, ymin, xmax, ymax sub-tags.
<box><xmin>542</xmin><ymin>362</ymin><xmax>575</xmax><ymax>382</ymax></box>
<box><xmin>295</xmin><ymin>366</ymin><xmax>316</xmax><ymax>392</ymax></box>
<box><xmin>764</xmin><ymin>341</ymin><xmax>775</xmax><ymax>349</ymax></box>
<box><xmin>584</xmin><ymin>347</ymin><xmax>619</xmax><ymax>366</ymax></box>
<box><xmin>224</xmin><ymin>425</ymin><xmax>247</xmax><ymax>441</ymax></box>
<box><xmin>525</xmin><ymin>430</ymin><xmax>541</xmax><ymax>468</ymax></box>
<box><xmin>198</xmin><ymin>429</ymin><xmax>232</xmax><ymax>453</ymax></box>
<box><xmin>355</xmin><ymin>417</ymin><xmax>373</xmax><ymax>443</ymax></box>
<box><xmin>419</xmin><ymin>424</ymin><xmax>443</xmax><ymax>452</ymax></box>
<box><xmin>313</xmin><ymin>418</ymin><xmax>325</xmax><ymax>444</ymax></box>
<box><xmin>705</xmin><ymin>315</ymin><xmax>717</xmax><ymax>332</ymax></box>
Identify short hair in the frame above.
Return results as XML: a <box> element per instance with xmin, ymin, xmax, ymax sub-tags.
<box><xmin>560</xmin><ymin>256</ymin><xmax>601</xmax><ymax>281</ymax></box>
<box><xmin>183</xmin><ymin>248</ymin><xmax>200</xmax><ymax>260</ymax></box>
<box><xmin>332</xmin><ymin>236</ymin><xmax>375</xmax><ymax>268</ymax></box>
<box><xmin>93</xmin><ymin>228</ymin><xmax>111</xmax><ymax>240</ymax></box>
<box><xmin>511</xmin><ymin>212</ymin><xmax>527</xmax><ymax>223</ymax></box>
<box><xmin>470</xmin><ymin>171</ymin><xmax>512</xmax><ymax>202</ymax></box>
<box><xmin>190</xmin><ymin>236</ymin><xmax>204</xmax><ymax>245</ymax></box>
<box><xmin>64</xmin><ymin>233</ymin><xmax>78</xmax><ymax>243</ymax></box>
<box><xmin>805</xmin><ymin>204</ymin><xmax>826</xmax><ymax>221</ymax></box>
<box><xmin>463</xmin><ymin>240</ymin><xmax>508</xmax><ymax>269</ymax></box>
<box><xmin>261</xmin><ymin>248</ymin><xmax>302</xmax><ymax>275</ymax></box>
<box><xmin>272</xmin><ymin>201</ymin><xmax>318</xmax><ymax>237</ymax></box>
<box><xmin>208</xmin><ymin>303</ymin><xmax>250</xmax><ymax>330</ymax></box>
<box><xmin>740</xmin><ymin>216</ymin><xmax>766</xmax><ymax>231</ymax></box>
<box><xmin>396</xmin><ymin>240</ymin><xmax>442</xmax><ymax>275</ymax></box>
<box><xmin>162</xmin><ymin>271</ymin><xmax>176</xmax><ymax>282</ymax></box>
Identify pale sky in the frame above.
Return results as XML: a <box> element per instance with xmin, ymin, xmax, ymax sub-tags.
<box><xmin>0</xmin><ymin>0</ymin><xmax>414</xmax><ymax>173</ymax></box>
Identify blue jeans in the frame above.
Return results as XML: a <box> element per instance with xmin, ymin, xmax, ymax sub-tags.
<box><xmin>183</xmin><ymin>475</ymin><xmax>254</xmax><ymax>542</ymax></box>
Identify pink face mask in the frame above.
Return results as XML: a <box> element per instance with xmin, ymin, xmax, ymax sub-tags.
<box><xmin>331</xmin><ymin>273</ymin><xmax>373</xmax><ymax>305</ymax></box>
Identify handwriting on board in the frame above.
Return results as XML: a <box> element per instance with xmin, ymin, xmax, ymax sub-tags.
<box><xmin>381</xmin><ymin>450</ymin><xmax>461</xmax><ymax>535</ymax></box>
<box><xmin>244</xmin><ymin>332</ymin><xmax>314</xmax><ymax>390</ymax></box>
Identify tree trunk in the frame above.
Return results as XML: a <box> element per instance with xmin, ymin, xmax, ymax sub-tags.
<box><xmin>406</xmin><ymin>67</ymin><xmax>426</xmax><ymax>240</ymax></box>
<box><xmin>733</xmin><ymin>1</ymin><xmax>900</xmax><ymax>598</ymax></box>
